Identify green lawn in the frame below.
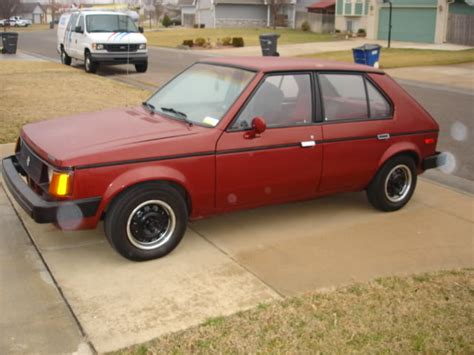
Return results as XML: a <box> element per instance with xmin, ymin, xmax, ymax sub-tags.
<box><xmin>302</xmin><ymin>48</ymin><xmax>474</xmax><ymax>69</ymax></box>
<box><xmin>144</xmin><ymin>28</ymin><xmax>338</xmax><ymax>48</ymax></box>
<box><xmin>114</xmin><ymin>269</ymin><xmax>474</xmax><ymax>354</ymax></box>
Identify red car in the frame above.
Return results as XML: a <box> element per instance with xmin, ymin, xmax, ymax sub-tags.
<box><xmin>2</xmin><ymin>57</ymin><xmax>444</xmax><ymax>261</ymax></box>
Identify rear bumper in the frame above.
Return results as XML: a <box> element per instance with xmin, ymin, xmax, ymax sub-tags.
<box><xmin>2</xmin><ymin>156</ymin><xmax>101</xmax><ymax>224</ymax></box>
<box><xmin>90</xmin><ymin>52</ymin><xmax>147</xmax><ymax>65</ymax></box>
<box><xmin>423</xmin><ymin>152</ymin><xmax>446</xmax><ymax>170</ymax></box>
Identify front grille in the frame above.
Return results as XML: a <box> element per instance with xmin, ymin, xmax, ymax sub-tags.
<box><xmin>16</xmin><ymin>140</ymin><xmax>48</xmax><ymax>187</ymax></box>
<box><xmin>104</xmin><ymin>44</ymin><xmax>139</xmax><ymax>52</ymax></box>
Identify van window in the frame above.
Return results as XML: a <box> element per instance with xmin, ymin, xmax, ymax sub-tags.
<box><xmin>77</xmin><ymin>15</ymin><xmax>84</xmax><ymax>32</ymax></box>
<box><xmin>86</xmin><ymin>14</ymin><xmax>138</xmax><ymax>33</ymax></box>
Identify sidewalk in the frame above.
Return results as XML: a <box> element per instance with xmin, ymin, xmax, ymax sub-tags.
<box><xmin>386</xmin><ymin>62</ymin><xmax>474</xmax><ymax>91</ymax></box>
<box><xmin>206</xmin><ymin>38</ymin><xmax>472</xmax><ymax>57</ymax></box>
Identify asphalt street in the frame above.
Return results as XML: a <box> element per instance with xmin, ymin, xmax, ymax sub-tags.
<box><xmin>16</xmin><ymin>30</ymin><xmax>474</xmax><ymax>186</ymax></box>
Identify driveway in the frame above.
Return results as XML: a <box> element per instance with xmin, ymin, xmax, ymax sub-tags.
<box><xmin>1</xmin><ymin>142</ymin><xmax>472</xmax><ymax>353</ymax></box>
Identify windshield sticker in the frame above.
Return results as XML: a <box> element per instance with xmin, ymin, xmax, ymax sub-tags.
<box><xmin>203</xmin><ymin>116</ymin><xmax>219</xmax><ymax>127</ymax></box>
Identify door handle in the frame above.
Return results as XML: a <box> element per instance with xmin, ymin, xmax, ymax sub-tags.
<box><xmin>377</xmin><ymin>133</ymin><xmax>390</xmax><ymax>140</ymax></box>
<box><xmin>301</xmin><ymin>141</ymin><xmax>316</xmax><ymax>148</ymax></box>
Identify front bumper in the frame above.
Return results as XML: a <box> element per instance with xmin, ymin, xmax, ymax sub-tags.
<box><xmin>90</xmin><ymin>52</ymin><xmax>147</xmax><ymax>65</ymax></box>
<box><xmin>423</xmin><ymin>152</ymin><xmax>446</xmax><ymax>170</ymax></box>
<box><xmin>2</xmin><ymin>156</ymin><xmax>101</xmax><ymax>224</ymax></box>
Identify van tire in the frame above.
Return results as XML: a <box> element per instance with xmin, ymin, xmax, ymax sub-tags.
<box><xmin>60</xmin><ymin>48</ymin><xmax>72</xmax><ymax>66</ymax></box>
<box><xmin>84</xmin><ymin>51</ymin><xmax>98</xmax><ymax>73</ymax></box>
<box><xmin>135</xmin><ymin>61</ymin><xmax>148</xmax><ymax>73</ymax></box>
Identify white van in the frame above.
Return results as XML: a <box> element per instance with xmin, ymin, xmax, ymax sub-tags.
<box><xmin>57</xmin><ymin>10</ymin><xmax>148</xmax><ymax>74</ymax></box>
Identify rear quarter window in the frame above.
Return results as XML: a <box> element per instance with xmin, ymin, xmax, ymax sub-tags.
<box><xmin>319</xmin><ymin>73</ymin><xmax>392</xmax><ymax>121</ymax></box>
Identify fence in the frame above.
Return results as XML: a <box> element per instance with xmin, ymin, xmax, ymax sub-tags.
<box><xmin>447</xmin><ymin>13</ymin><xmax>474</xmax><ymax>46</ymax></box>
<box><xmin>295</xmin><ymin>11</ymin><xmax>335</xmax><ymax>33</ymax></box>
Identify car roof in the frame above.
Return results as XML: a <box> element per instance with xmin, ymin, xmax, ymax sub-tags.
<box><xmin>67</xmin><ymin>10</ymin><xmax>126</xmax><ymax>16</ymax></box>
<box><xmin>200</xmin><ymin>56</ymin><xmax>384</xmax><ymax>74</ymax></box>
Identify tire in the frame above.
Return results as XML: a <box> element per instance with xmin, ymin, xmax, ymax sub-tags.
<box><xmin>84</xmin><ymin>51</ymin><xmax>98</xmax><ymax>73</ymax></box>
<box><xmin>104</xmin><ymin>182</ymin><xmax>188</xmax><ymax>261</ymax></box>
<box><xmin>60</xmin><ymin>48</ymin><xmax>72</xmax><ymax>66</ymax></box>
<box><xmin>135</xmin><ymin>61</ymin><xmax>148</xmax><ymax>73</ymax></box>
<box><xmin>367</xmin><ymin>155</ymin><xmax>417</xmax><ymax>212</ymax></box>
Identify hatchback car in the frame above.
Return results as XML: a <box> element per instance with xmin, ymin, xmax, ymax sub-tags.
<box><xmin>2</xmin><ymin>57</ymin><xmax>444</xmax><ymax>261</ymax></box>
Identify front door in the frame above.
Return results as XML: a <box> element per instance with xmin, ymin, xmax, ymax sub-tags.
<box><xmin>216</xmin><ymin>73</ymin><xmax>323</xmax><ymax>210</ymax></box>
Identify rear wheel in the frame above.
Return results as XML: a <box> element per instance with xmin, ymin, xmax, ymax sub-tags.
<box><xmin>84</xmin><ymin>51</ymin><xmax>98</xmax><ymax>73</ymax></box>
<box><xmin>367</xmin><ymin>155</ymin><xmax>417</xmax><ymax>211</ymax></box>
<box><xmin>60</xmin><ymin>48</ymin><xmax>71</xmax><ymax>66</ymax></box>
<box><xmin>135</xmin><ymin>61</ymin><xmax>148</xmax><ymax>73</ymax></box>
<box><xmin>104</xmin><ymin>182</ymin><xmax>188</xmax><ymax>261</ymax></box>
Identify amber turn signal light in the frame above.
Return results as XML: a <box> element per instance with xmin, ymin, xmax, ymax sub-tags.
<box><xmin>49</xmin><ymin>172</ymin><xmax>72</xmax><ymax>197</ymax></box>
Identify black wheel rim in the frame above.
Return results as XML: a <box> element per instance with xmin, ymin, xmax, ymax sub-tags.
<box><xmin>126</xmin><ymin>200</ymin><xmax>176</xmax><ymax>250</ymax></box>
<box><xmin>384</xmin><ymin>164</ymin><xmax>412</xmax><ymax>203</ymax></box>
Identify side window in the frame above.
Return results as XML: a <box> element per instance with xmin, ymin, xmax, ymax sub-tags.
<box><xmin>366</xmin><ymin>80</ymin><xmax>392</xmax><ymax>118</ymax></box>
<box><xmin>77</xmin><ymin>15</ymin><xmax>84</xmax><ymax>32</ymax></box>
<box><xmin>232</xmin><ymin>73</ymin><xmax>312</xmax><ymax>129</ymax></box>
<box><xmin>67</xmin><ymin>14</ymin><xmax>77</xmax><ymax>32</ymax></box>
<box><xmin>319</xmin><ymin>74</ymin><xmax>368</xmax><ymax>121</ymax></box>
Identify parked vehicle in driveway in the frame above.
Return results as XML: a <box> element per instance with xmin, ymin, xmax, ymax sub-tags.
<box><xmin>2</xmin><ymin>57</ymin><xmax>445</xmax><ymax>261</ymax></box>
<box><xmin>9</xmin><ymin>16</ymin><xmax>31</xmax><ymax>27</ymax></box>
<box><xmin>57</xmin><ymin>10</ymin><xmax>148</xmax><ymax>73</ymax></box>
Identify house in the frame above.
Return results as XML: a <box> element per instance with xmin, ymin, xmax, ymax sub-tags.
<box><xmin>194</xmin><ymin>0</ymin><xmax>297</xmax><ymax>28</ymax></box>
<box><xmin>295</xmin><ymin>0</ymin><xmax>335</xmax><ymax>32</ymax></box>
<box><xmin>16</xmin><ymin>2</ymin><xmax>47</xmax><ymax>24</ymax></box>
<box><xmin>335</xmin><ymin>0</ymin><xmax>474</xmax><ymax>45</ymax></box>
<box><xmin>179</xmin><ymin>0</ymin><xmax>197</xmax><ymax>27</ymax></box>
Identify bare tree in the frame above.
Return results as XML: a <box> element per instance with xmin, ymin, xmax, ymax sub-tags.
<box><xmin>0</xmin><ymin>0</ymin><xmax>19</xmax><ymax>20</ymax></box>
<box><xmin>154</xmin><ymin>0</ymin><xmax>164</xmax><ymax>23</ymax></box>
<box><xmin>268</xmin><ymin>0</ymin><xmax>287</xmax><ymax>29</ymax></box>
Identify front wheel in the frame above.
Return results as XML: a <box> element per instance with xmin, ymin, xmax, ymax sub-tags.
<box><xmin>135</xmin><ymin>61</ymin><xmax>148</xmax><ymax>73</ymax></box>
<box><xmin>104</xmin><ymin>183</ymin><xmax>188</xmax><ymax>261</ymax></box>
<box><xmin>84</xmin><ymin>51</ymin><xmax>98</xmax><ymax>73</ymax></box>
<box><xmin>60</xmin><ymin>48</ymin><xmax>71</xmax><ymax>66</ymax></box>
<box><xmin>367</xmin><ymin>155</ymin><xmax>417</xmax><ymax>212</ymax></box>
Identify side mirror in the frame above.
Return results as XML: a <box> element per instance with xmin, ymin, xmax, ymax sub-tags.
<box><xmin>75</xmin><ymin>26</ymin><xmax>83</xmax><ymax>33</ymax></box>
<box><xmin>138</xmin><ymin>26</ymin><xmax>144</xmax><ymax>33</ymax></box>
<box><xmin>244</xmin><ymin>117</ymin><xmax>266</xmax><ymax>139</ymax></box>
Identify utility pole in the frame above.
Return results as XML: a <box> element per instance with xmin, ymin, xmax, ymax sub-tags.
<box><xmin>383</xmin><ymin>0</ymin><xmax>393</xmax><ymax>48</ymax></box>
<box><xmin>51</xmin><ymin>0</ymin><xmax>55</xmax><ymax>28</ymax></box>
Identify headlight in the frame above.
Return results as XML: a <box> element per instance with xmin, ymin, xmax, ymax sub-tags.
<box><xmin>139</xmin><ymin>43</ymin><xmax>146</xmax><ymax>50</ymax></box>
<box><xmin>92</xmin><ymin>43</ymin><xmax>105</xmax><ymax>50</ymax></box>
<box><xmin>48</xmin><ymin>170</ymin><xmax>73</xmax><ymax>197</ymax></box>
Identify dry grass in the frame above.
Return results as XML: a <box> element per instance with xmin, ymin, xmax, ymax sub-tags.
<box><xmin>302</xmin><ymin>48</ymin><xmax>474</xmax><ymax>69</ymax></box>
<box><xmin>115</xmin><ymin>269</ymin><xmax>474</xmax><ymax>354</ymax></box>
<box><xmin>0</xmin><ymin>61</ymin><xmax>150</xmax><ymax>144</ymax></box>
<box><xmin>144</xmin><ymin>28</ymin><xmax>336</xmax><ymax>48</ymax></box>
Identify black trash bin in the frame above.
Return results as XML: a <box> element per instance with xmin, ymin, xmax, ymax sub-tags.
<box><xmin>1</xmin><ymin>32</ymin><xmax>18</xmax><ymax>54</ymax></box>
<box><xmin>259</xmin><ymin>33</ymin><xmax>280</xmax><ymax>57</ymax></box>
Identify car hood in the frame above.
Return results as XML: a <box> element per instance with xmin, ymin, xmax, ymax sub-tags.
<box><xmin>88</xmin><ymin>32</ymin><xmax>147</xmax><ymax>44</ymax></box>
<box><xmin>21</xmin><ymin>107</ymin><xmax>206</xmax><ymax>168</ymax></box>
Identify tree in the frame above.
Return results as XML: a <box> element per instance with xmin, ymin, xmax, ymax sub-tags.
<box><xmin>268</xmin><ymin>0</ymin><xmax>287</xmax><ymax>29</ymax></box>
<box><xmin>154</xmin><ymin>0</ymin><xmax>164</xmax><ymax>23</ymax></box>
<box><xmin>0</xmin><ymin>0</ymin><xmax>19</xmax><ymax>20</ymax></box>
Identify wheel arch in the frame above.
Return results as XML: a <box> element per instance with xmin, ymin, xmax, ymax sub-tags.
<box><xmin>97</xmin><ymin>168</ymin><xmax>193</xmax><ymax>220</ymax></box>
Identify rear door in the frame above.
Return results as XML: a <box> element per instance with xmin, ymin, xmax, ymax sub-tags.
<box><xmin>64</xmin><ymin>13</ymin><xmax>78</xmax><ymax>57</ymax></box>
<box><xmin>216</xmin><ymin>72</ymin><xmax>323</xmax><ymax>210</ymax></box>
<box><xmin>318</xmin><ymin>72</ymin><xmax>394</xmax><ymax>193</ymax></box>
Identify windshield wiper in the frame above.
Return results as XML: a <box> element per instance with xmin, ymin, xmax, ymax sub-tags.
<box><xmin>161</xmin><ymin>107</ymin><xmax>193</xmax><ymax>126</ymax></box>
<box><xmin>142</xmin><ymin>101</ymin><xmax>156</xmax><ymax>114</ymax></box>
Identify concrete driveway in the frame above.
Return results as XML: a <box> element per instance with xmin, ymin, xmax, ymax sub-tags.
<box><xmin>1</xmin><ymin>142</ymin><xmax>472</xmax><ymax>353</ymax></box>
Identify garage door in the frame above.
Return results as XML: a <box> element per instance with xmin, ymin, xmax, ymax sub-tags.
<box><xmin>378</xmin><ymin>7</ymin><xmax>437</xmax><ymax>43</ymax></box>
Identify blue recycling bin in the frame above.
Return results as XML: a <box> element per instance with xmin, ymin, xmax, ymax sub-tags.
<box><xmin>352</xmin><ymin>44</ymin><xmax>381</xmax><ymax>67</ymax></box>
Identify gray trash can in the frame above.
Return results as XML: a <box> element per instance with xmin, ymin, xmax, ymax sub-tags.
<box><xmin>259</xmin><ymin>33</ymin><xmax>280</xmax><ymax>57</ymax></box>
<box><xmin>1</xmin><ymin>32</ymin><xmax>18</xmax><ymax>54</ymax></box>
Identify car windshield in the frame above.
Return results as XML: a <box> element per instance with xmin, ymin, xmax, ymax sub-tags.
<box><xmin>146</xmin><ymin>64</ymin><xmax>255</xmax><ymax>127</ymax></box>
<box><xmin>86</xmin><ymin>14</ymin><xmax>138</xmax><ymax>33</ymax></box>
